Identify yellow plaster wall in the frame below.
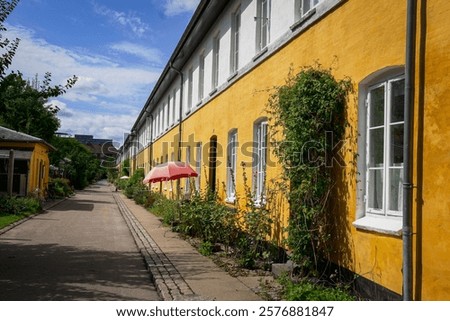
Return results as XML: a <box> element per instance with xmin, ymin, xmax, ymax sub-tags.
<box><xmin>133</xmin><ymin>0</ymin><xmax>450</xmax><ymax>299</ymax></box>
<box><xmin>413</xmin><ymin>1</ymin><xmax>450</xmax><ymax>300</ymax></box>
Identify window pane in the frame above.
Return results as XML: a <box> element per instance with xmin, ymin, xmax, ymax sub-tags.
<box><xmin>302</xmin><ymin>0</ymin><xmax>311</xmax><ymax>13</ymax></box>
<box><xmin>369</xmin><ymin>127</ymin><xmax>384</xmax><ymax>167</ymax></box>
<box><xmin>390</xmin><ymin>123</ymin><xmax>404</xmax><ymax>166</ymax></box>
<box><xmin>368</xmin><ymin>169</ymin><xmax>383</xmax><ymax>211</ymax></box>
<box><xmin>389</xmin><ymin>168</ymin><xmax>403</xmax><ymax>212</ymax></box>
<box><xmin>391</xmin><ymin>79</ymin><xmax>405</xmax><ymax>123</ymax></box>
<box><xmin>370</xmin><ymin>86</ymin><xmax>385</xmax><ymax>127</ymax></box>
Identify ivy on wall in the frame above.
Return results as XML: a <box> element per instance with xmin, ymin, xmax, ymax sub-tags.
<box><xmin>267</xmin><ymin>63</ymin><xmax>353</xmax><ymax>273</ymax></box>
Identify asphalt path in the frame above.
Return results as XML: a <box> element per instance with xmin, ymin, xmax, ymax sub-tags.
<box><xmin>0</xmin><ymin>181</ymin><xmax>159</xmax><ymax>301</ymax></box>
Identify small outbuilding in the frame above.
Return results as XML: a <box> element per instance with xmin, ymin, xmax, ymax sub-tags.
<box><xmin>0</xmin><ymin>126</ymin><xmax>55</xmax><ymax>197</ymax></box>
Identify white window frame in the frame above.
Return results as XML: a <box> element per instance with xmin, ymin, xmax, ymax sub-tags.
<box><xmin>226</xmin><ymin>129</ymin><xmax>238</xmax><ymax>203</ymax></box>
<box><xmin>354</xmin><ymin>68</ymin><xmax>405</xmax><ymax>235</ymax></box>
<box><xmin>185</xmin><ymin>146</ymin><xmax>191</xmax><ymax>194</ymax></box>
<box><xmin>195</xmin><ymin>142</ymin><xmax>202</xmax><ymax>191</ymax></box>
<box><xmin>255</xmin><ymin>0</ymin><xmax>270</xmax><ymax>52</ymax></box>
<box><xmin>212</xmin><ymin>34</ymin><xmax>220</xmax><ymax>89</ymax></box>
<box><xmin>253</xmin><ymin>119</ymin><xmax>268</xmax><ymax>205</ymax></box>
<box><xmin>172</xmin><ymin>88</ymin><xmax>177</xmax><ymax>124</ymax></box>
<box><xmin>230</xmin><ymin>7</ymin><xmax>241</xmax><ymax>74</ymax></box>
<box><xmin>298</xmin><ymin>0</ymin><xmax>323</xmax><ymax>17</ymax></box>
<box><xmin>198</xmin><ymin>53</ymin><xmax>205</xmax><ymax>101</ymax></box>
<box><xmin>365</xmin><ymin>76</ymin><xmax>405</xmax><ymax>217</ymax></box>
<box><xmin>187</xmin><ymin>67</ymin><xmax>193</xmax><ymax>112</ymax></box>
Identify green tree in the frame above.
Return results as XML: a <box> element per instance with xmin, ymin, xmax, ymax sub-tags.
<box><xmin>0</xmin><ymin>73</ymin><xmax>59</xmax><ymax>141</ymax></box>
<box><xmin>0</xmin><ymin>0</ymin><xmax>20</xmax><ymax>80</ymax></box>
<box><xmin>0</xmin><ymin>0</ymin><xmax>77</xmax><ymax>141</ymax></box>
<box><xmin>50</xmin><ymin>137</ymin><xmax>103</xmax><ymax>190</ymax></box>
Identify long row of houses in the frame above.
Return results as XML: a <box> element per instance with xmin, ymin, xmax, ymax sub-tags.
<box><xmin>118</xmin><ymin>0</ymin><xmax>450</xmax><ymax>300</ymax></box>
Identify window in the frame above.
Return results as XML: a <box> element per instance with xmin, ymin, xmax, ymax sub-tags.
<box><xmin>185</xmin><ymin>146</ymin><xmax>191</xmax><ymax>194</ymax></box>
<box><xmin>230</xmin><ymin>7</ymin><xmax>241</xmax><ymax>74</ymax></box>
<box><xmin>167</xmin><ymin>94</ymin><xmax>172</xmax><ymax>126</ymax></box>
<box><xmin>187</xmin><ymin>67</ymin><xmax>193</xmax><ymax>112</ymax></box>
<box><xmin>172</xmin><ymin>88</ymin><xmax>177</xmax><ymax>123</ymax></box>
<box><xmin>298</xmin><ymin>0</ymin><xmax>323</xmax><ymax>17</ymax></box>
<box><xmin>253</xmin><ymin>120</ymin><xmax>268</xmax><ymax>205</ymax></box>
<box><xmin>226</xmin><ymin>130</ymin><xmax>238</xmax><ymax>202</ymax></box>
<box><xmin>198</xmin><ymin>53</ymin><xmax>205</xmax><ymax>100</ymax></box>
<box><xmin>165</xmin><ymin>100</ymin><xmax>169</xmax><ymax>129</ymax></box>
<box><xmin>366</xmin><ymin>77</ymin><xmax>405</xmax><ymax>217</ymax></box>
<box><xmin>195</xmin><ymin>142</ymin><xmax>202</xmax><ymax>191</ymax></box>
<box><xmin>212</xmin><ymin>34</ymin><xmax>220</xmax><ymax>89</ymax></box>
<box><xmin>354</xmin><ymin>68</ymin><xmax>405</xmax><ymax>235</ymax></box>
<box><xmin>256</xmin><ymin>0</ymin><xmax>270</xmax><ymax>52</ymax></box>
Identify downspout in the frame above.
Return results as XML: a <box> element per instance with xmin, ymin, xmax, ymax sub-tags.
<box><xmin>148</xmin><ymin>113</ymin><xmax>154</xmax><ymax>170</ymax></box>
<box><xmin>403</xmin><ymin>0</ymin><xmax>417</xmax><ymax>301</ymax></box>
<box><xmin>169</xmin><ymin>62</ymin><xmax>184</xmax><ymax>162</ymax></box>
<box><xmin>169</xmin><ymin>62</ymin><xmax>184</xmax><ymax>203</ymax></box>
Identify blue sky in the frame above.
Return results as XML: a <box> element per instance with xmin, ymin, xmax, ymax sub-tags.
<box><xmin>4</xmin><ymin>0</ymin><xmax>200</xmax><ymax>144</ymax></box>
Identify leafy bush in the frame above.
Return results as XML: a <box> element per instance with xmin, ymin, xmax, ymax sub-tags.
<box><xmin>0</xmin><ymin>195</ymin><xmax>41</xmax><ymax>216</ymax></box>
<box><xmin>47</xmin><ymin>178</ymin><xmax>73</xmax><ymax>199</ymax></box>
<box><xmin>198</xmin><ymin>241</ymin><xmax>214</xmax><ymax>256</ymax></box>
<box><xmin>179</xmin><ymin>190</ymin><xmax>238</xmax><ymax>245</ymax></box>
<box><xmin>150</xmin><ymin>196</ymin><xmax>179</xmax><ymax>225</ymax></box>
<box><xmin>123</xmin><ymin>168</ymin><xmax>145</xmax><ymax>199</ymax></box>
<box><xmin>278</xmin><ymin>274</ymin><xmax>355</xmax><ymax>301</ymax></box>
<box><xmin>267</xmin><ymin>64</ymin><xmax>353</xmax><ymax>272</ymax></box>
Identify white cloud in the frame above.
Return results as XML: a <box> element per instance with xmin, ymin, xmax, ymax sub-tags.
<box><xmin>93</xmin><ymin>3</ymin><xmax>150</xmax><ymax>38</ymax></box>
<box><xmin>163</xmin><ymin>0</ymin><xmax>200</xmax><ymax>16</ymax></box>
<box><xmin>4</xmin><ymin>25</ymin><xmax>161</xmax><ymax>105</ymax></box>
<box><xmin>110</xmin><ymin>42</ymin><xmax>164</xmax><ymax>65</ymax></box>
<box><xmin>3</xmin><ymin>24</ymin><xmax>161</xmax><ymax>142</ymax></box>
<box><xmin>50</xmin><ymin>99</ymin><xmax>137</xmax><ymax>145</ymax></box>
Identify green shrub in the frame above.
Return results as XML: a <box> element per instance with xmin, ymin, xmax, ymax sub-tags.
<box><xmin>179</xmin><ymin>190</ymin><xmax>238</xmax><ymax>244</ymax></box>
<box><xmin>278</xmin><ymin>274</ymin><xmax>355</xmax><ymax>301</ymax></box>
<box><xmin>267</xmin><ymin>64</ymin><xmax>353</xmax><ymax>273</ymax></box>
<box><xmin>150</xmin><ymin>196</ymin><xmax>179</xmax><ymax>225</ymax></box>
<box><xmin>0</xmin><ymin>195</ymin><xmax>41</xmax><ymax>216</ymax></box>
<box><xmin>198</xmin><ymin>241</ymin><xmax>214</xmax><ymax>256</ymax></box>
<box><xmin>48</xmin><ymin>178</ymin><xmax>73</xmax><ymax>199</ymax></box>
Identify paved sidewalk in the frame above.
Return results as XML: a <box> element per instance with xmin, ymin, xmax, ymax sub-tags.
<box><xmin>113</xmin><ymin>190</ymin><xmax>263</xmax><ymax>301</ymax></box>
<box><xmin>0</xmin><ymin>183</ymin><xmax>159</xmax><ymax>301</ymax></box>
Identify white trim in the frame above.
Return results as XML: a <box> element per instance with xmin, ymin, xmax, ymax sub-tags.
<box><xmin>353</xmin><ymin>216</ymin><xmax>402</xmax><ymax>236</ymax></box>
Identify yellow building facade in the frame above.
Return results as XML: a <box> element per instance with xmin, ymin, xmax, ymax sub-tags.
<box><xmin>122</xmin><ymin>0</ymin><xmax>450</xmax><ymax>300</ymax></box>
<box><xmin>0</xmin><ymin>126</ymin><xmax>54</xmax><ymax>197</ymax></box>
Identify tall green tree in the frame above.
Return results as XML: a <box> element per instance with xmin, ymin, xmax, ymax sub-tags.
<box><xmin>50</xmin><ymin>137</ymin><xmax>104</xmax><ymax>189</ymax></box>
<box><xmin>0</xmin><ymin>0</ymin><xmax>20</xmax><ymax>80</ymax></box>
<box><xmin>0</xmin><ymin>0</ymin><xmax>77</xmax><ymax>141</ymax></box>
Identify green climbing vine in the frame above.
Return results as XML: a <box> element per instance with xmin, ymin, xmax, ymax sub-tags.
<box><xmin>267</xmin><ymin>63</ymin><xmax>353</xmax><ymax>274</ymax></box>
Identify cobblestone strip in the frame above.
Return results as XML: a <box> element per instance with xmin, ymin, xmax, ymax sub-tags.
<box><xmin>113</xmin><ymin>194</ymin><xmax>200</xmax><ymax>301</ymax></box>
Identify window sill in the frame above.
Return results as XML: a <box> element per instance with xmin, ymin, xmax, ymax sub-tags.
<box><xmin>209</xmin><ymin>88</ymin><xmax>218</xmax><ymax>96</ymax></box>
<box><xmin>353</xmin><ymin>216</ymin><xmax>402</xmax><ymax>236</ymax></box>
<box><xmin>227</xmin><ymin>72</ymin><xmax>238</xmax><ymax>82</ymax></box>
<box><xmin>253</xmin><ymin>47</ymin><xmax>268</xmax><ymax>62</ymax></box>
<box><xmin>225</xmin><ymin>197</ymin><xmax>236</xmax><ymax>205</ymax></box>
<box><xmin>290</xmin><ymin>8</ymin><xmax>316</xmax><ymax>31</ymax></box>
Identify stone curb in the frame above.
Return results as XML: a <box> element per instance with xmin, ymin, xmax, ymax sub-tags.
<box><xmin>113</xmin><ymin>194</ymin><xmax>202</xmax><ymax>301</ymax></box>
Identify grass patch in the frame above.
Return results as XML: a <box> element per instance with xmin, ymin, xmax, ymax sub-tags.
<box><xmin>0</xmin><ymin>195</ymin><xmax>42</xmax><ymax>230</ymax></box>
<box><xmin>0</xmin><ymin>214</ymin><xmax>28</xmax><ymax>229</ymax></box>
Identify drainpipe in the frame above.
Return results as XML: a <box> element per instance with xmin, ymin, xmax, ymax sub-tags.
<box><xmin>169</xmin><ymin>63</ymin><xmax>184</xmax><ymax>203</ymax></box>
<box><xmin>147</xmin><ymin>113</ymin><xmax>154</xmax><ymax>170</ymax></box>
<box><xmin>403</xmin><ymin>0</ymin><xmax>417</xmax><ymax>301</ymax></box>
<box><xmin>169</xmin><ymin>62</ymin><xmax>184</xmax><ymax>162</ymax></box>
